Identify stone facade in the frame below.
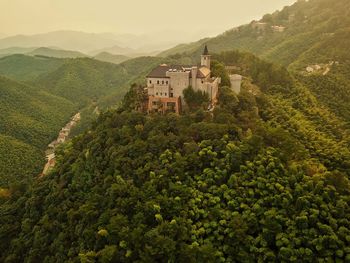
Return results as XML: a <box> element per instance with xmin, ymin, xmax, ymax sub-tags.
<box><xmin>146</xmin><ymin>46</ymin><xmax>220</xmax><ymax>113</ymax></box>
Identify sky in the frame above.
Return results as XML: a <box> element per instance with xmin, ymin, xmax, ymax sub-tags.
<box><xmin>0</xmin><ymin>0</ymin><xmax>296</xmax><ymax>37</ymax></box>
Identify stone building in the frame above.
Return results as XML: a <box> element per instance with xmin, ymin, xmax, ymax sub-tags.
<box><xmin>146</xmin><ymin>46</ymin><xmax>220</xmax><ymax>114</ymax></box>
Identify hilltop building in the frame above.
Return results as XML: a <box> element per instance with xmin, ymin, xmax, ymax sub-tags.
<box><xmin>271</xmin><ymin>25</ymin><xmax>286</xmax><ymax>32</ymax></box>
<box><xmin>146</xmin><ymin>45</ymin><xmax>220</xmax><ymax>114</ymax></box>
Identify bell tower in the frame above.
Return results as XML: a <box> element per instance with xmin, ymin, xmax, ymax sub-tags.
<box><xmin>201</xmin><ymin>45</ymin><xmax>211</xmax><ymax>69</ymax></box>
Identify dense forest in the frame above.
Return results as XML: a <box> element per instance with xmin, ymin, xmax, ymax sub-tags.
<box><xmin>1</xmin><ymin>0</ymin><xmax>350</xmax><ymax>261</ymax></box>
<box><xmin>0</xmin><ymin>55</ymin><xmax>166</xmax><ymax>188</ymax></box>
<box><xmin>1</xmin><ymin>47</ymin><xmax>349</xmax><ymax>262</ymax></box>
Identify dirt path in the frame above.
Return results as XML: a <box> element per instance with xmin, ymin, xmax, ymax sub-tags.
<box><xmin>41</xmin><ymin>112</ymin><xmax>81</xmax><ymax>176</ymax></box>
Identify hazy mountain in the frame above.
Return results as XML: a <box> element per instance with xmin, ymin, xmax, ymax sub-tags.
<box><xmin>0</xmin><ymin>30</ymin><xmax>216</xmax><ymax>56</ymax></box>
<box><xmin>97</xmin><ymin>30</ymin><xmax>218</xmax><ymax>51</ymax></box>
<box><xmin>28</xmin><ymin>47</ymin><xmax>87</xmax><ymax>58</ymax></box>
<box><xmin>0</xmin><ymin>33</ymin><xmax>7</xmax><ymax>39</ymax></box>
<box><xmin>0</xmin><ymin>30</ymin><xmax>119</xmax><ymax>53</ymax></box>
<box><xmin>0</xmin><ymin>47</ymin><xmax>37</xmax><ymax>57</ymax></box>
<box><xmin>93</xmin><ymin>52</ymin><xmax>130</xmax><ymax>64</ymax></box>
<box><xmin>88</xmin><ymin>45</ymin><xmax>139</xmax><ymax>56</ymax></box>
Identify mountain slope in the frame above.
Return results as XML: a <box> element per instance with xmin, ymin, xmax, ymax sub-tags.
<box><xmin>28</xmin><ymin>47</ymin><xmax>87</xmax><ymax>58</ymax></box>
<box><xmin>34</xmin><ymin>56</ymin><xmax>163</xmax><ymax>107</ymax></box>
<box><xmin>160</xmin><ymin>0</ymin><xmax>350</xmax><ymax>69</ymax></box>
<box><xmin>0</xmin><ymin>76</ymin><xmax>76</xmax><ymax>185</ymax></box>
<box><xmin>0</xmin><ymin>76</ymin><xmax>75</xmax><ymax>148</ymax></box>
<box><xmin>0</xmin><ymin>135</ymin><xmax>44</xmax><ymax>186</ymax></box>
<box><xmin>0</xmin><ymin>47</ymin><xmax>37</xmax><ymax>57</ymax></box>
<box><xmin>0</xmin><ymin>54</ymin><xmax>65</xmax><ymax>81</ymax></box>
<box><xmin>0</xmin><ymin>55</ymin><xmax>165</xmax><ymax>187</ymax></box>
<box><xmin>93</xmin><ymin>52</ymin><xmax>130</xmax><ymax>64</ymax></box>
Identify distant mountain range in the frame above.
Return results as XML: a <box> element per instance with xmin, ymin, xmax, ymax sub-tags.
<box><xmin>27</xmin><ymin>47</ymin><xmax>87</xmax><ymax>58</ymax></box>
<box><xmin>0</xmin><ymin>30</ymin><xmax>211</xmax><ymax>57</ymax></box>
<box><xmin>0</xmin><ymin>47</ymin><xmax>133</xmax><ymax>64</ymax></box>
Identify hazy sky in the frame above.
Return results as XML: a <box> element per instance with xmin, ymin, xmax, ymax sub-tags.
<box><xmin>1</xmin><ymin>0</ymin><xmax>296</xmax><ymax>36</ymax></box>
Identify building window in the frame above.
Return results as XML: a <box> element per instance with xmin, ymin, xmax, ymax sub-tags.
<box><xmin>166</xmin><ymin>81</ymin><xmax>169</xmax><ymax>84</ymax></box>
<box><xmin>160</xmin><ymin>92</ymin><xmax>163</xmax><ymax>96</ymax></box>
<box><xmin>156</xmin><ymin>92</ymin><xmax>158</xmax><ymax>95</ymax></box>
<box><xmin>157</xmin><ymin>80</ymin><xmax>160</xmax><ymax>84</ymax></box>
<box><xmin>149</xmin><ymin>80</ymin><xmax>152</xmax><ymax>84</ymax></box>
<box><xmin>162</xmin><ymin>81</ymin><xmax>164</xmax><ymax>84</ymax></box>
<box><xmin>170</xmin><ymin>93</ymin><xmax>174</xmax><ymax>97</ymax></box>
<box><xmin>165</xmin><ymin>93</ymin><xmax>167</xmax><ymax>96</ymax></box>
<box><xmin>202</xmin><ymin>80</ymin><xmax>204</xmax><ymax>84</ymax></box>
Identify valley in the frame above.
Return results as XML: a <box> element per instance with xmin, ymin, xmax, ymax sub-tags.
<box><xmin>42</xmin><ymin>112</ymin><xmax>81</xmax><ymax>176</ymax></box>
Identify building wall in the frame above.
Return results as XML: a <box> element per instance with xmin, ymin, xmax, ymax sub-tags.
<box><xmin>230</xmin><ymin>74</ymin><xmax>242</xmax><ymax>94</ymax></box>
<box><xmin>166</xmin><ymin>71</ymin><xmax>190</xmax><ymax>98</ymax></box>
<box><xmin>201</xmin><ymin>55</ymin><xmax>211</xmax><ymax>68</ymax></box>
<box><xmin>191</xmin><ymin>67</ymin><xmax>198</xmax><ymax>89</ymax></box>
<box><xmin>147</xmin><ymin>77</ymin><xmax>170</xmax><ymax>97</ymax></box>
<box><xmin>148</xmin><ymin>96</ymin><xmax>181</xmax><ymax>114</ymax></box>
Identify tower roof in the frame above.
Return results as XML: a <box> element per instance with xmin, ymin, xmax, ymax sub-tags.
<box><xmin>203</xmin><ymin>45</ymin><xmax>209</xmax><ymax>55</ymax></box>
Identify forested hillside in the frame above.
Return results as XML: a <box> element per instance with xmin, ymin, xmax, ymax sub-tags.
<box><xmin>94</xmin><ymin>52</ymin><xmax>131</xmax><ymax>64</ymax></box>
<box><xmin>160</xmin><ymin>0</ymin><xmax>350</xmax><ymax>69</ymax></box>
<box><xmin>35</xmin><ymin>57</ymin><xmax>163</xmax><ymax>106</ymax></box>
<box><xmin>0</xmin><ymin>76</ymin><xmax>75</xmax><ymax>186</ymax></box>
<box><xmin>27</xmin><ymin>47</ymin><xmax>87</xmax><ymax>59</ymax></box>
<box><xmin>0</xmin><ymin>54</ymin><xmax>65</xmax><ymax>81</ymax></box>
<box><xmin>1</xmin><ymin>48</ymin><xmax>349</xmax><ymax>262</ymax></box>
<box><xmin>0</xmin><ymin>55</ymin><xmax>167</xmax><ymax>188</ymax></box>
<box><xmin>1</xmin><ymin>0</ymin><xmax>350</xmax><ymax>261</ymax></box>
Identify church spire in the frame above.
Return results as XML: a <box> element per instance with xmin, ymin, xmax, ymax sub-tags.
<box><xmin>201</xmin><ymin>45</ymin><xmax>211</xmax><ymax>68</ymax></box>
<box><xmin>203</xmin><ymin>45</ymin><xmax>209</xmax><ymax>55</ymax></box>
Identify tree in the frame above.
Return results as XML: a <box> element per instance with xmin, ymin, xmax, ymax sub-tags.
<box><xmin>183</xmin><ymin>86</ymin><xmax>209</xmax><ymax>112</ymax></box>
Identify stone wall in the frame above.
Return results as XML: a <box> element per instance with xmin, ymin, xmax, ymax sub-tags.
<box><xmin>147</xmin><ymin>77</ymin><xmax>170</xmax><ymax>97</ymax></box>
<box><xmin>166</xmin><ymin>71</ymin><xmax>190</xmax><ymax>98</ymax></box>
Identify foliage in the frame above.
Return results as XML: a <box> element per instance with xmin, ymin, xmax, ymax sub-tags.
<box><xmin>210</xmin><ymin>60</ymin><xmax>230</xmax><ymax>87</ymax></box>
<box><xmin>0</xmin><ymin>54</ymin><xmax>65</xmax><ymax>81</ymax></box>
<box><xmin>183</xmin><ymin>86</ymin><xmax>210</xmax><ymax>112</ymax></box>
<box><xmin>1</xmin><ymin>46</ymin><xmax>350</xmax><ymax>262</ymax></box>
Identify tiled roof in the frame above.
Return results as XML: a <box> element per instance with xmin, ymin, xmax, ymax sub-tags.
<box><xmin>146</xmin><ymin>64</ymin><xmax>171</xmax><ymax>78</ymax></box>
<box><xmin>197</xmin><ymin>66</ymin><xmax>210</xmax><ymax>78</ymax></box>
<box><xmin>147</xmin><ymin>64</ymin><xmax>210</xmax><ymax>79</ymax></box>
